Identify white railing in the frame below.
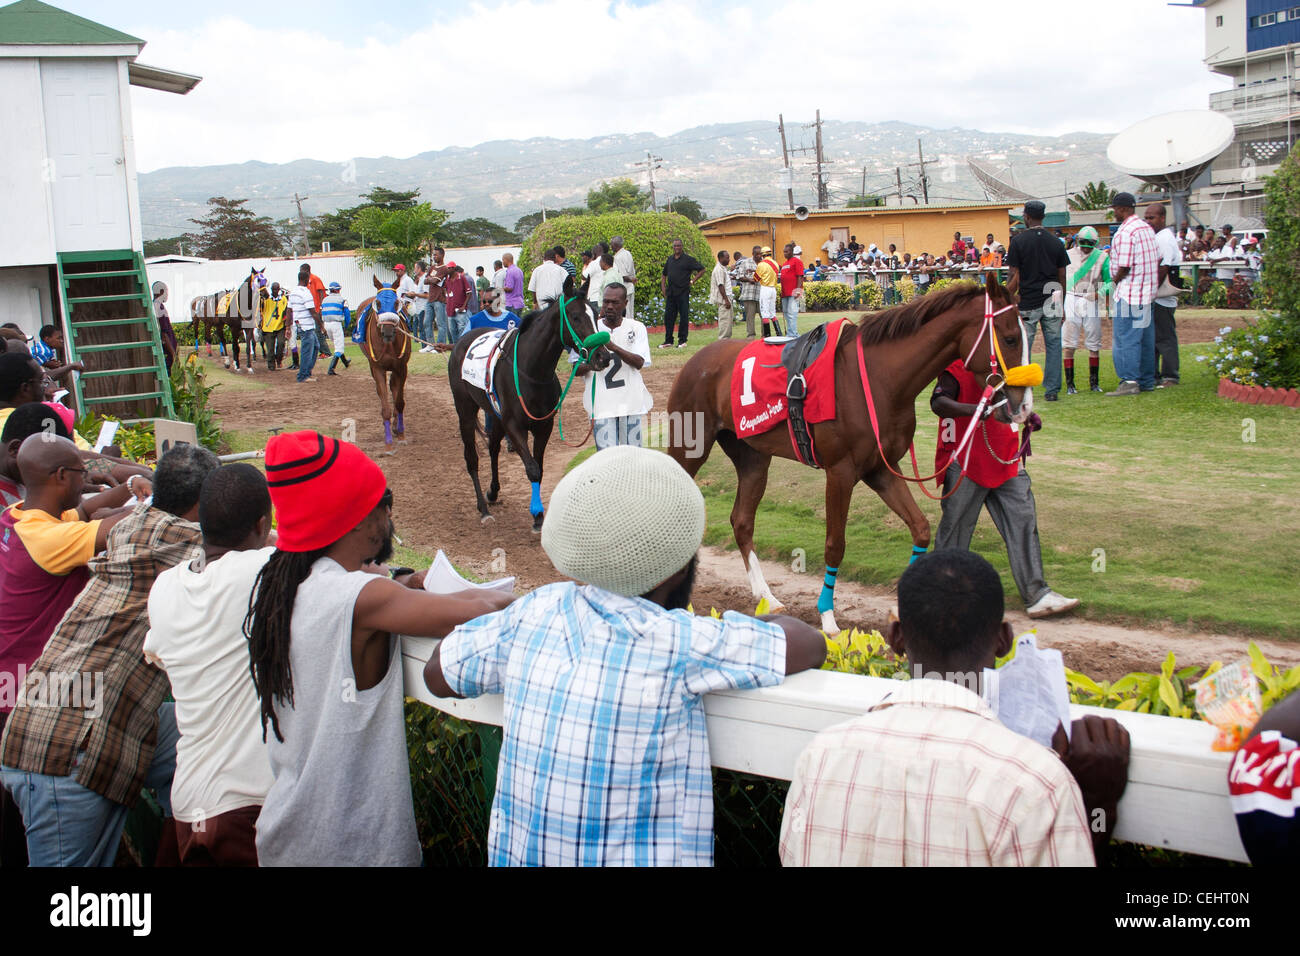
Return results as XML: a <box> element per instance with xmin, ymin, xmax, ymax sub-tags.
<box><xmin>400</xmin><ymin>635</ymin><xmax>1247</xmax><ymax>863</ymax></box>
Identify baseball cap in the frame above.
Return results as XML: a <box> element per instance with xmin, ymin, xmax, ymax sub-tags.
<box><xmin>394</xmin><ymin>264</ymin><xmax>406</xmax><ymax>272</ymax></box>
<box><xmin>327</xmin><ymin>281</ymin><xmax>341</xmax><ymax>291</ymax></box>
<box><xmin>1111</xmin><ymin>192</ymin><xmax>1137</xmax><ymax>208</ymax></box>
<box><xmin>1023</xmin><ymin>200</ymin><xmax>1046</xmax><ymax>219</ymax></box>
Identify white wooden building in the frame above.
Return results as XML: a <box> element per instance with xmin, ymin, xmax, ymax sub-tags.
<box><xmin>0</xmin><ymin>0</ymin><xmax>199</xmax><ymax>417</ymax></box>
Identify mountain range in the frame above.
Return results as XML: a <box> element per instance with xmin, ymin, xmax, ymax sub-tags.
<box><xmin>137</xmin><ymin>119</ymin><xmax>1142</xmax><ymax>240</ymax></box>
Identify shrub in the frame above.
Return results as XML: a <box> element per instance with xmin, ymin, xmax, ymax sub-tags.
<box><xmin>171</xmin><ymin>359</ymin><xmax>225</xmax><ymax>451</ymax></box>
<box><xmin>852</xmin><ymin>281</ymin><xmax>884</xmax><ymax>310</ymax></box>
<box><xmin>930</xmin><ymin>277</ymin><xmax>978</xmax><ymax>295</ymax></box>
<box><xmin>1260</xmin><ymin>143</ymin><xmax>1300</xmax><ymax>318</ymax></box>
<box><xmin>803</xmin><ymin>281</ymin><xmax>852</xmax><ymax>312</ymax></box>
<box><xmin>519</xmin><ymin>212</ymin><xmax>713</xmax><ymax>294</ymax></box>
<box><xmin>632</xmin><ymin>292</ymin><xmax>718</xmax><ymax>328</ymax></box>
<box><xmin>1202</xmin><ymin>312</ymin><xmax>1300</xmax><ymax>388</ymax></box>
<box><xmin>1201</xmin><ymin>282</ymin><xmax>1228</xmax><ymax>309</ymax></box>
<box><xmin>895</xmin><ymin>275</ymin><xmax>916</xmax><ymax>303</ymax></box>
<box><xmin>74</xmin><ymin>413</ymin><xmax>155</xmax><ymax>462</ymax></box>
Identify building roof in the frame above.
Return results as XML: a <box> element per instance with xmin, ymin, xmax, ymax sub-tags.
<box><xmin>700</xmin><ymin>201</ymin><xmax>1017</xmax><ymax>229</ymax></box>
<box><xmin>0</xmin><ymin>0</ymin><xmax>143</xmax><ymax>46</ymax></box>
<box><xmin>128</xmin><ymin>61</ymin><xmax>202</xmax><ymax>95</ymax></box>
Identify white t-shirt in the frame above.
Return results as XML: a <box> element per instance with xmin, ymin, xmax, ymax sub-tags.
<box><xmin>528</xmin><ymin>260</ymin><xmax>568</xmax><ymax>304</ymax></box>
<box><xmin>1154</xmin><ymin>227</ymin><xmax>1181</xmax><ymax>308</ymax></box>
<box><xmin>583</xmin><ymin>317</ymin><xmax>653</xmax><ymax>419</ymax></box>
<box><xmin>398</xmin><ymin>274</ymin><xmax>419</xmax><ymax>305</ymax></box>
<box><xmin>821</xmin><ymin>239</ymin><xmax>838</xmax><ymax>259</ymax></box>
<box><xmin>613</xmin><ymin>248</ymin><xmax>636</xmax><ymax>285</ymax></box>
<box><xmin>582</xmin><ymin>260</ymin><xmax>604</xmax><ymax>301</ymax></box>
<box><xmin>143</xmin><ymin>546</ymin><xmax>277</xmax><ymax>823</ymax></box>
<box><xmin>288</xmin><ymin>286</ymin><xmax>316</xmax><ymax>330</ymax></box>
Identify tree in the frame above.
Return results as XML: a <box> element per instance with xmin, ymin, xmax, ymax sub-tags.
<box><xmin>586</xmin><ymin>179</ymin><xmax>649</xmax><ymax>215</ymax></box>
<box><xmin>846</xmin><ymin>194</ymin><xmax>885</xmax><ymax>208</ymax></box>
<box><xmin>353</xmin><ymin>202</ymin><xmax>450</xmax><ymax>269</ymax></box>
<box><xmin>143</xmin><ymin>235</ymin><xmax>189</xmax><ymax>257</ymax></box>
<box><xmin>187</xmin><ymin>197</ymin><xmax>288</xmax><ymax>260</ymax></box>
<box><xmin>438</xmin><ymin>217</ymin><xmax>518</xmax><ymax>247</ymax></box>
<box><xmin>1261</xmin><ymin>145</ymin><xmax>1300</xmax><ymax>320</ymax></box>
<box><xmin>514</xmin><ymin>207</ymin><xmax>587</xmax><ymax>238</ymax></box>
<box><xmin>362</xmin><ymin>186</ymin><xmax>420</xmax><ymax>211</ymax></box>
<box><xmin>1068</xmin><ymin>181</ymin><xmax>1117</xmax><ymax>211</ymax></box>
<box><xmin>309</xmin><ymin>206</ymin><xmax>365</xmax><ymax>251</ymax></box>
<box><xmin>666</xmin><ymin>196</ymin><xmax>706</xmax><ymax>223</ymax></box>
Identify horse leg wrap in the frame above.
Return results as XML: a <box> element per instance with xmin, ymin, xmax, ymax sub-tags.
<box><xmin>909</xmin><ymin>544</ymin><xmax>928</xmax><ymax>565</ymax></box>
<box><xmin>817</xmin><ymin>565</ymin><xmax>838</xmax><ymax>615</ymax></box>
<box><xmin>396</xmin><ymin>412</ymin><xmax>404</xmax><ymax>434</ymax></box>
<box><xmin>383</xmin><ymin>420</ymin><xmax>393</xmax><ymax>445</ymax></box>
<box><xmin>529</xmin><ymin>481</ymin><xmax>544</xmax><ymax>517</ymax></box>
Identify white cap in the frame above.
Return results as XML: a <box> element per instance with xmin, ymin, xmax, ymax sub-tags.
<box><xmin>541</xmin><ymin>446</ymin><xmax>704</xmax><ymax>597</ymax></box>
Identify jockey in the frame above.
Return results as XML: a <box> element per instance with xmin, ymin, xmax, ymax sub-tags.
<box><xmin>320</xmin><ymin>282</ymin><xmax>353</xmax><ymax>376</ymax></box>
<box><xmin>1063</xmin><ymin>226</ymin><xmax>1110</xmax><ymax>394</ymax></box>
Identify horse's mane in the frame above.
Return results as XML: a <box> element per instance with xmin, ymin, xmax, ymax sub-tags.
<box><xmin>516</xmin><ymin>300</ymin><xmax>556</xmax><ymax>334</ymax></box>
<box><xmin>855</xmin><ymin>281</ymin><xmax>989</xmax><ymax>346</ymax></box>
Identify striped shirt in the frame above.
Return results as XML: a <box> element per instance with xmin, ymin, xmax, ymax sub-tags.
<box><xmin>779</xmin><ymin>679</ymin><xmax>1094</xmax><ymax>867</ymax></box>
<box><xmin>288</xmin><ymin>285</ymin><xmax>317</xmax><ymax>330</ymax></box>
<box><xmin>1110</xmin><ymin>214</ymin><xmax>1161</xmax><ymax>307</ymax></box>
<box><xmin>319</xmin><ymin>292</ymin><xmax>349</xmax><ymax>325</ymax></box>
<box><xmin>32</xmin><ymin>339</ymin><xmax>56</xmax><ymax>366</ymax></box>
<box><xmin>438</xmin><ymin>582</ymin><xmax>786</xmax><ymax>866</ymax></box>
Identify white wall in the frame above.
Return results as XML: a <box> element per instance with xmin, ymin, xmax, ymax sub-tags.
<box><xmin>1205</xmin><ymin>0</ymin><xmax>1248</xmax><ymax>66</ymax></box>
<box><xmin>144</xmin><ymin>245</ymin><xmax>521</xmax><ymax>321</ymax></box>
<box><xmin>0</xmin><ymin>59</ymin><xmax>56</xmax><ymax>267</ymax></box>
<box><xmin>0</xmin><ymin>267</ymin><xmax>56</xmax><ymax>339</ymax></box>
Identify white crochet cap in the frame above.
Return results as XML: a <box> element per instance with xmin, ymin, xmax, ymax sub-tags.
<box><xmin>542</xmin><ymin>446</ymin><xmax>705</xmax><ymax>597</ymax></box>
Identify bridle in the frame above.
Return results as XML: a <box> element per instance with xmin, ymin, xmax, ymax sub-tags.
<box><xmin>510</xmin><ymin>294</ymin><xmax>610</xmax><ymax>442</ymax></box>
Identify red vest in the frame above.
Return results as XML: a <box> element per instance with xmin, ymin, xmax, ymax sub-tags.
<box><xmin>0</xmin><ymin>507</ymin><xmax>90</xmax><ymax>713</ymax></box>
<box><xmin>934</xmin><ymin>360</ymin><xmax>1020</xmax><ymax>489</ymax></box>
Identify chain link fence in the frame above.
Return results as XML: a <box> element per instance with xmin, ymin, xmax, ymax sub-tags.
<box><xmin>406</xmin><ymin>701</ymin><xmax>787</xmax><ymax>867</ymax></box>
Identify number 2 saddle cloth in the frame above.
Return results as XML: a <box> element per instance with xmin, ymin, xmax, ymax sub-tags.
<box><xmin>729</xmin><ymin>318</ymin><xmax>847</xmax><ymax>467</ymax></box>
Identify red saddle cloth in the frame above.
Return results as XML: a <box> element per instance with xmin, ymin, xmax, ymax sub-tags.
<box><xmin>731</xmin><ymin>319</ymin><xmax>846</xmax><ymax>439</ymax></box>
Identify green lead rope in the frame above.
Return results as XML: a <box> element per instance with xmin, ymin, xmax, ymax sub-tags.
<box><xmin>510</xmin><ymin>294</ymin><xmax>610</xmax><ymax>441</ymax></box>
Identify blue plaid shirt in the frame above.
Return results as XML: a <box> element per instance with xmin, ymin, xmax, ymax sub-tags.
<box><xmin>439</xmin><ymin>582</ymin><xmax>786</xmax><ymax>866</ymax></box>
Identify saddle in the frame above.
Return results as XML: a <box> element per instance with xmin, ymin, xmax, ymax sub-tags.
<box><xmin>781</xmin><ymin>324</ymin><xmax>832</xmax><ymax>468</ymax></box>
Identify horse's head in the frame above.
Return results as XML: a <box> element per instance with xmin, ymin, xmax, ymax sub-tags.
<box><xmin>558</xmin><ymin>275</ymin><xmax>610</xmax><ymax>370</ymax></box>
<box><xmin>963</xmin><ymin>273</ymin><xmax>1039</xmax><ymax>424</ymax></box>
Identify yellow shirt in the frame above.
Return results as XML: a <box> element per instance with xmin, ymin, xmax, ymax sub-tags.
<box><xmin>261</xmin><ymin>293</ymin><xmax>288</xmax><ymax>333</ymax></box>
<box><xmin>0</xmin><ymin>406</ymin><xmax>92</xmax><ymax>451</ymax></box>
<box><xmin>7</xmin><ymin>505</ymin><xmax>100</xmax><ymax>575</ymax></box>
<box><xmin>756</xmin><ymin>259</ymin><xmax>779</xmax><ymax>288</ymax></box>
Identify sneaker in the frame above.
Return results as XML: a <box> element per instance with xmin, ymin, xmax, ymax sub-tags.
<box><xmin>1159</xmin><ymin>377</ymin><xmax>1179</xmax><ymax>387</ymax></box>
<box><xmin>1045</xmin><ymin>393</ymin><xmax>1058</xmax><ymax>402</ymax></box>
<box><xmin>298</xmin><ymin>377</ymin><xmax>316</xmax><ymax>383</ymax></box>
<box><xmin>1106</xmin><ymin>380</ymin><xmax>1140</xmax><ymax>396</ymax></box>
<box><xmin>676</xmin><ymin>342</ymin><xmax>689</xmax><ymax>349</ymax></box>
<box><xmin>1025</xmin><ymin>590</ymin><xmax>1080</xmax><ymax>619</ymax></box>
<box><xmin>1066</xmin><ymin>385</ymin><xmax>1078</xmax><ymax>395</ymax></box>
<box><xmin>658</xmin><ymin>343</ymin><xmax>674</xmax><ymax>350</ymax></box>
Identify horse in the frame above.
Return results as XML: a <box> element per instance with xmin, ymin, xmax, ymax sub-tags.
<box><xmin>190</xmin><ymin>267</ymin><xmax>265</xmax><ymax>373</ymax></box>
<box><xmin>448</xmin><ymin>275</ymin><xmax>609</xmax><ymax>534</ymax></box>
<box><xmin>354</xmin><ymin>275</ymin><xmax>413</xmax><ymax>449</ymax></box>
<box><xmin>665</xmin><ymin>273</ymin><xmax>1039</xmax><ymax>634</ymax></box>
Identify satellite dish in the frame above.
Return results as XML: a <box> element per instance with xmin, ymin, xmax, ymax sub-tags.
<box><xmin>794</xmin><ymin>205</ymin><xmax>810</xmax><ymax>220</ymax></box>
<box><xmin>1108</xmin><ymin>110</ymin><xmax>1234</xmax><ymax>225</ymax></box>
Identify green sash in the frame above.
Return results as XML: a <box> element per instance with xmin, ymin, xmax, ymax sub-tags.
<box><xmin>1070</xmin><ymin>248</ymin><xmax>1105</xmax><ymax>290</ymax></box>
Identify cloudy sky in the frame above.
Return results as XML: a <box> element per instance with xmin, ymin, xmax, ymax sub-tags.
<box><xmin>62</xmin><ymin>0</ymin><xmax>1227</xmax><ymax>172</ymax></box>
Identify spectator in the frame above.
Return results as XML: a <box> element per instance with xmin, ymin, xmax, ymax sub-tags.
<box><xmin>913</xmin><ymin>253</ymin><xmax>932</xmax><ymax>296</ymax></box>
<box><xmin>658</xmin><ymin>239</ymin><xmax>704</xmax><ymax>349</ymax></box>
<box><xmin>152</xmin><ymin>284</ymin><xmax>178</xmax><ymax>373</ymax></box>
<box><xmin>756</xmin><ymin>246</ymin><xmax>781</xmax><ymax>337</ymax></box>
<box><xmin>445</xmin><ymin>264</ymin><xmax>473</xmax><ymax>341</ymax></box>
<box><xmin>259</xmin><ymin>281</ymin><xmax>289</xmax><ymax>371</ymax></box>
<box><xmin>553</xmin><ymin>246</ymin><xmax>577</xmax><ymax>281</ymax></box>
<box><xmin>428</xmin><ymin>248</ymin><xmax>458</xmax><ymax>345</ymax></box>
<box><xmin>1228</xmin><ymin>688</ymin><xmax>1300</xmax><ymax>865</ymax></box>
<box><xmin>320</xmin><ymin>282</ymin><xmax>353</xmax><ymax>376</ymax></box>
<box><xmin>466</xmin><ymin>289</ymin><xmax>519</xmax><ymax>333</ymax></box>
<box><xmin>733</xmin><ymin>246</ymin><xmax>761</xmax><ymax>337</ymax></box>
<box><xmin>301</xmin><ymin>263</ymin><xmax>328</xmax><ymax>313</ymax></box>
<box><xmin>598</xmin><ymin>252</ymin><xmax>621</xmax><ymax>300</ymax></box>
<box><xmin>581</xmin><ymin>249</ymin><xmax>603</xmax><ymax>307</ymax></box>
<box><xmin>820</xmin><ymin>232</ymin><xmax>839</xmax><ymax>263</ymax></box>
<box><xmin>501</xmin><ymin>253</ymin><xmax>524</xmax><ymax>314</ymax></box>
<box><xmin>1106</xmin><ymin>191</ymin><xmax>1160</xmax><ymax>396</ymax></box>
<box><xmin>779</xmin><ymin>243</ymin><xmax>804</xmax><ymax>337</ymax></box>
<box><xmin>474</xmin><ymin>265</ymin><xmax>492</xmax><ymax>307</ymax></box>
<box><xmin>1062</xmin><ymin>226</ymin><xmax>1109</xmax><ymax>395</ymax></box>
<box><xmin>709</xmin><ymin>250</ymin><xmax>735</xmax><ymax>340</ymax></box>
<box><xmin>951</xmin><ymin>231</ymin><xmax>967</xmax><ymax>260</ymax></box>
<box><xmin>573</xmin><ymin>284</ymin><xmax>652</xmax><ymax>449</ymax></box>
<box><xmin>491</xmin><ymin>258</ymin><xmax>506</xmax><ymax>305</ymax></box>
<box><xmin>289</xmin><ymin>267</ymin><xmax>324</xmax><ymax>384</ymax></box>
<box><xmin>1146</xmin><ymin>203</ymin><xmax>1181</xmax><ymax>388</ymax></box>
<box><xmin>527</xmin><ymin>248</ymin><xmax>568</xmax><ymax>311</ymax></box>
<box><xmin>611</xmin><ymin>236</ymin><xmax>637</xmax><ymax>321</ymax></box>
<box><xmin>0</xmin><ymin>442</ymin><xmax>210</xmax><ymax>867</ymax></box>
<box><xmin>426</xmin><ymin>446</ymin><xmax>825</xmax><ymax>866</ymax></box>
<box><xmin>931</xmin><ymin>352</ymin><xmax>1079</xmax><ymax>619</ymax></box>
<box><xmin>411</xmin><ymin>261</ymin><xmax>435</xmax><ymax>354</ymax></box>
<box><xmin>874</xmin><ymin>257</ymin><xmax>895</xmax><ymax>305</ymax></box>
<box><xmin>246</xmin><ymin>431</ymin><xmax>512</xmax><ymax>866</ymax></box>
<box><xmin>1006</xmin><ymin>200</ymin><xmax>1070</xmax><ymax>401</ymax></box>
<box><xmin>780</xmin><ymin>549</ymin><xmax>1129</xmax><ymax>867</ymax></box>
<box><xmin>143</xmin><ymin>463</ymin><xmax>275</xmax><ymax>866</ymax></box>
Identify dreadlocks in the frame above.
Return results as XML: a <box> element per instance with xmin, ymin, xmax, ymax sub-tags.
<box><xmin>244</xmin><ymin>546</ymin><xmax>330</xmax><ymax>743</ymax></box>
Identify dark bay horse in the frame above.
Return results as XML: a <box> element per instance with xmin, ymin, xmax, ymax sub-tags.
<box><xmin>666</xmin><ymin>274</ymin><xmax>1038</xmax><ymax>633</ymax></box>
<box><xmin>191</xmin><ymin>267</ymin><xmax>264</xmax><ymax>373</ymax></box>
<box><xmin>354</xmin><ymin>275</ymin><xmax>412</xmax><ymax>449</ymax></box>
<box><xmin>448</xmin><ymin>275</ymin><xmax>608</xmax><ymax>533</ymax></box>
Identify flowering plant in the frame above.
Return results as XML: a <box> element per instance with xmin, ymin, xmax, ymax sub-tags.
<box><xmin>1202</xmin><ymin>313</ymin><xmax>1300</xmax><ymax>388</ymax></box>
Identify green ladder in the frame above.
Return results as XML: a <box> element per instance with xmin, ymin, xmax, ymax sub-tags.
<box><xmin>57</xmin><ymin>249</ymin><xmax>175</xmax><ymax>419</ymax></box>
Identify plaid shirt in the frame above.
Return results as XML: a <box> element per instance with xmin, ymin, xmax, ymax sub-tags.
<box><xmin>1110</xmin><ymin>214</ymin><xmax>1160</xmax><ymax>307</ymax></box>
<box><xmin>779</xmin><ymin>679</ymin><xmax>1094</xmax><ymax>867</ymax></box>
<box><xmin>439</xmin><ymin>582</ymin><xmax>786</xmax><ymax>866</ymax></box>
<box><xmin>733</xmin><ymin>257</ymin><xmax>761</xmax><ymax>302</ymax></box>
<box><xmin>0</xmin><ymin>503</ymin><xmax>200</xmax><ymax>807</ymax></box>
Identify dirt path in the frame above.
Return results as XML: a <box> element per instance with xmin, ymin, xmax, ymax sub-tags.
<box><xmin>204</xmin><ymin>322</ymin><xmax>1293</xmax><ymax>684</ymax></box>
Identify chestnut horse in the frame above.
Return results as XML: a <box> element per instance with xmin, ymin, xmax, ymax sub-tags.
<box><xmin>355</xmin><ymin>275</ymin><xmax>412</xmax><ymax>449</ymax></box>
<box><xmin>666</xmin><ymin>274</ymin><xmax>1037</xmax><ymax>633</ymax></box>
<box><xmin>448</xmin><ymin>275</ymin><xmax>608</xmax><ymax>534</ymax></box>
<box><xmin>191</xmin><ymin>267</ymin><xmax>264</xmax><ymax>373</ymax></box>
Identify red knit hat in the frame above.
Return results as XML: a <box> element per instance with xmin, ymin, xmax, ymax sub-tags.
<box><xmin>265</xmin><ymin>430</ymin><xmax>387</xmax><ymax>553</ymax></box>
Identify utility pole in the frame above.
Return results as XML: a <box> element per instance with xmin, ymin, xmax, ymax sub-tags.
<box><xmin>634</xmin><ymin>151</ymin><xmax>664</xmax><ymax>212</ymax></box>
<box><xmin>778</xmin><ymin>114</ymin><xmax>794</xmax><ymax>211</ymax></box>
<box><xmin>292</xmin><ymin>192</ymin><xmax>311</xmax><ymax>254</ymax></box>
<box><xmin>905</xmin><ymin>139</ymin><xmax>936</xmax><ymax>205</ymax></box>
<box><xmin>814</xmin><ymin>109</ymin><xmax>827</xmax><ymax>209</ymax></box>
<box><xmin>861</xmin><ymin>166</ymin><xmax>867</xmax><ymax>201</ymax></box>
<box><xmin>895</xmin><ymin>167</ymin><xmax>903</xmax><ymax>205</ymax></box>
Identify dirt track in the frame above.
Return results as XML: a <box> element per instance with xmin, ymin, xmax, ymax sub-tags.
<box><xmin>203</xmin><ymin>314</ymin><xmax>1296</xmax><ymax>683</ymax></box>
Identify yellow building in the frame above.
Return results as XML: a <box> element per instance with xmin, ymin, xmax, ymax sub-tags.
<box><xmin>699</xmin><ymin>202</ymin><xmax>1019</xmax><ymax>263</ymax></box>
